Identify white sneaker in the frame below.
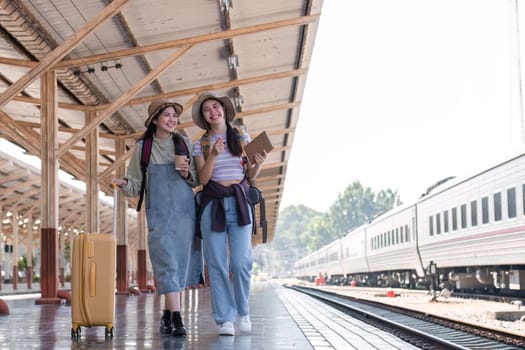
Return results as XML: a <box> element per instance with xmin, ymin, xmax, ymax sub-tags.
<box><xmin>238</xmin><ymin>315</ymin><xmax>252</xmax><ymax>333</ymax></box>
<box><xmin>218</xmin><ymin>321</ymin><xmax>235</xmax><ymax>336</ymax></box>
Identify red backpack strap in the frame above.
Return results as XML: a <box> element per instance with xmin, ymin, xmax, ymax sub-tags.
<box><xmin>173</xmin><ymin>133</ymin><xmax>189</xmax><ymax>157</ymax></box>
<box><xmin>136</xmin><ymin>136</ymin><xmax>153</xmax><ymax>211</ymax></box>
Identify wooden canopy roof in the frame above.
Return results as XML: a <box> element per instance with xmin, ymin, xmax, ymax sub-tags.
<box><xmin>0</xmin><ymin>0</ymin><xmax>323</xmax><ymax>247</ymax></box>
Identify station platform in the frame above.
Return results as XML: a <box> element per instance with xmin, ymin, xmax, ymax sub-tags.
<box><xmin>0</xmin><ymin>281</ymin><xmax>418</xmax><ymax>349</ymax></box>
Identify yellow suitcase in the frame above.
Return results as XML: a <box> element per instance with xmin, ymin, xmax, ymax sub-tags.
<box><xmin>71</xmin><ymin>233</ymin><xmax>115</xmax><ymax>339</ymax></box>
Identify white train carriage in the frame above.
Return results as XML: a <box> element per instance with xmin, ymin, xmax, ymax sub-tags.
<box><xmin>340</xmin><ymin>224</ymin><xmax>369</xmax><ymax>284</ymax></box>
<box><xmin>293</xmin><ymin>255</ymin><xmax>309</xmax><ymax>281</ymax></box>
<box><xmin>321</xmin><ymin>239</ymin><xmax>345</xmax><ymax>284</ymax></box>
<box><xmin>364</xmin><ymin>203</ymin><xmax>425</xmax><ymax>287</ymax></box>
<box><xmin>416</xmin><ymin>153</ymin><xmax>525</xmax><ymax>290</ymax></box>
<box><xmin>293</xmin><ymin>240</ymin><xmax>340</xmax><ymax>282</ymax></box>
<box><xmin>293</xmin><ymin>251</ymin><xmax>319</xmax><ymax>281</ymax></box>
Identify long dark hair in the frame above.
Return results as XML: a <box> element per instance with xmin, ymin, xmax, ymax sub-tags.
<box><xmin>226</xmin><ymin>123</ymin><xmax>243</xmax><ymax>157</ymax></box>
<box><xmin>139</xmin><ymin>113</ymin><xmax>159</xmax><ymax>141</ymax></box>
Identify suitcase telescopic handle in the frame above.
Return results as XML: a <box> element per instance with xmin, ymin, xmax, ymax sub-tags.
<box><xmin>111</xmin><ymin>182</ymin><xmax>117</xmax><ymax>237</ymax></box>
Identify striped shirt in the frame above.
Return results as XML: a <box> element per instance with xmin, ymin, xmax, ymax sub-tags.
<box><xmin>193</xmin><ymin>132</ymin><xmax>250</xmax><ymax>182</ymax></box>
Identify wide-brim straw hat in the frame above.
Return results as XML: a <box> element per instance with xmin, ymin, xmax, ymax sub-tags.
<box><xmin>192</xmin><ymin>92</ymin><xmax>236</xmax><ymax>130</ymax></box>
<box><xmin>145</xmin><ymin>99</ymin><xmax>183</xmax><ymax>127</ymax></box>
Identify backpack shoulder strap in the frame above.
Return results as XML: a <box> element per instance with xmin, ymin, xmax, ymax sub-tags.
<box><xmin>173</xmin><ymin>132</ymin><xmax>189</xmax><ymax>156</ymax></box>
<box><xmin>136</xmin><ymin>136</ymin><xmax>153</xmax><ymax>211</ymax></box>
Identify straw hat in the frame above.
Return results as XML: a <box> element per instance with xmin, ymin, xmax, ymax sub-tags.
<box><xmin>191</xmin><ymin>92</ymin><xmax>235</xmax><ymax>130</ymax></box>
<box><xmin>145</xmin><ymin>99</ymin><xmax>183</xmax><ymax>127</ymax></box>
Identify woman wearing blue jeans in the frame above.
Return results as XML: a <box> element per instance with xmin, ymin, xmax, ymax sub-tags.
<box><xmin>192</xmin><ymin>92</ymin><xmax>266</xmax><ymax>336</ymax></box>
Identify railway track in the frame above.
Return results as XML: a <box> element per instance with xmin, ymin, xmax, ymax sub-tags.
<box><xmin>289</xmin><ymin>285</ymin><xmax>525</xmax><ymax>350</ymax></box>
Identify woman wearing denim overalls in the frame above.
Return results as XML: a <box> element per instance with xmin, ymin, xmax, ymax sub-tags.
<box><xmin>192</xmin><ymin>92</ymin><xmax>266</xmax><ymax>336</ymax></box>
<box><xmin>112</xmin><ymin>100</ymin><xmax>201</xmax><ymax>337</ymax></box>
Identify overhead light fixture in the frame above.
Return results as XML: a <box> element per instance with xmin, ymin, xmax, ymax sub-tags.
<box><xmin>234</xmin><ymin>95</ymin><xmax>244</xmax><ymax>109</ymax></box>
<box><xmin>73</xmin><ymin>60</ymin><xmax>123</xmax><ymax>76</ymax></box>
<box><xmin>227</xmin><ymin>54</ymin><xmax>239</xmax><ymax>69</ymax></box>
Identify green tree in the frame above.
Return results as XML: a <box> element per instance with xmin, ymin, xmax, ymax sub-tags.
<box><xmin>304</xmin><ymin>213</ymin><xmax>335</xmax><ymax>251</ymax></box>
<box><xmin>255</xmin><ymin>180</ymin><xmax>401</xmax><ymax>275</ymax></box>
<box><xmin>260</xmin><ymin>205</ymin><xmax>322</xmax><ymax>276</ymax></box>
<box><xmin>328</xmin><ymin>181</ymin><xmax>400</xmax><ymax>240</ymax></box>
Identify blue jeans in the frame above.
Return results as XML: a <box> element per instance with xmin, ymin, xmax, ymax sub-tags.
<box><xmin>200</xmin><ymin>196</ymin><xmax>253</xmax><ymax>324</ymax></box>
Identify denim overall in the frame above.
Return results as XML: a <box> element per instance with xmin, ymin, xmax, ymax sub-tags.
<box><xmin>145</xmin><ymin>163</ymin><xmax>202</xmax><ymax>294</ymax></box>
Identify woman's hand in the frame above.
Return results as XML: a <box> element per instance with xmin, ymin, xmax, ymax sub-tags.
<box><xmin>253</xmin><ymin>150</ymin><xmax>267</xmax><ymax>167</ymax></box>
<box><xmin>111</xmin><ymin>178</ymin><xmax>127</xmax><ymax>188</ymax></box>
<box><xmin>175</xmin><ymin>156</ymin><xmax>190</xmax><ymax>178</ymax></box>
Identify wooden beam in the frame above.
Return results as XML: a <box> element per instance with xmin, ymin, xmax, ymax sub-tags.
<box><xmin>85</xmin><ymin>110</ymin><xmax>99</xmax><ymax>233</ymax></box>
<box><xmin>127</xmin><ymin>68</ymin><xmax>306</xmax><ymax>107</ymax></box>
<box><xmin>10</xmin><ymin>95</ymin><xmax>95</xmax><ymax>111</ymax></box>
<box><xmin>40</xmin><ymin>70</ymin><xmax>59</xmax><ymax>229</ymax></box>
<box><xmin>54</xmin><ymin>15</ymin><xmax>318</xmax><ymax>69</ymax></box>
<box><xmin>0</xmin><ymin>0</ymin><xmax>129</xmax><ymax>108</ymax></box>
<box><xmin>98</xmin><ymin>147</ymin><xmax>132</xmax><ymax>182</ymax></box>
<box><xmin>0</xmin><ymin>109</ymin><xmax>40</xmax><ymax>154</ymax></box>
<box><xmin>58</xmin><ymin>45</ymin><xmax>192</xmax><ymax>157</ymax></box>
<box><xmin>15</xmin><ymin>120</ymin><xmax>123</xmax><ymax>138</ymax></box>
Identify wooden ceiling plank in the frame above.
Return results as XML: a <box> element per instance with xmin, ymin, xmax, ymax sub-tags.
<box><xmin>3</xmin><ymin>186</ymin><xmax>40</xmax><ymax>208</ymax></box>
<box><xmin>128</xmin><ymin>68</ymin><xmax>306</xmax><ymax>107</ymax></box>
<box><xmin>0</xmin><ymin>0</ymin><xmax>129</xmax><ymax>107</ymax></box>
<box><xmin>1</xmin><ymin>178</ymin><xmax>40</xmax><ymax>194</ymax></box>
<box><xmin>58</xmin><ymin>45</ymin><xmax>192</xmax><ymax>157</ymax></box>
<box><xmin>0</xmin><ymin>168</ymin><xmax>31</xmax><ymax>185</ymax></box>
<box><xmin>59</xmin><ymin>193</ymin><xmax>85</xmax><ymax>206</ymax></box>
<box><xmin>54</xmin><ymin>15</ymin><xmax>319</xmax><ymax>70</ymax></box>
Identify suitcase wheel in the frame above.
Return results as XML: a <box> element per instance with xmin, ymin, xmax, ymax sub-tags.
<box><xmin>105</xmin><ymin>324</ymin><xmax>113</xmax><ymax>338</ymax></box>
<box><xmin>71</xmin><ymin>324</ymin><xmax>81</xmax><ymax>339</ymax></box>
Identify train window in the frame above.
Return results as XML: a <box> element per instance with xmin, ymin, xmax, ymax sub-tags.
<box><xmin>443</xmin><ymin>210</ymin><xmax>449</xmax><ymax>233</ymax></box>
<box><xmin>391</xmin><ymin>230</ymin><xmax>395</xmax><ymax>245</ymax></box>
<box><xmin>523</xmin><ymin>184</ymin><xmax>525</xmax><ymax>215</ymax></box>
<box><xmin>471</xmin><ymin>200</ymin><xmax>478</xmax><ymax>226</ymax></box>
<box><xmin>494</xmin><ymin>192</ymin><xmax>502</xmax><ymax>221</ymax></box>
<box><xmin>429</xmin><ymin>216</ymin><xmax>434</xmax><ymax>236</ymax></box>
<box><xmin>452</xmin><ymin>207</ymin><xmax>458</xmax><ymax>231</ymax></box>
<box><xmin>461</xmin><ymin>204</ymin><xmax>467</xmax><ymax>229</ymax></box>
<box><xmin>482</xmin><ymin>196</ymin><xmax>489</xmax><ymax>224</ymax></box>
<box><xmin>436</xmin><ymin>213</ymin><xmax>441</xmax><ymax>234</ymax></box>
<box><xmin>396</xmin><ymin>227</ymin><xmax>399</xmax><ymax>244</ymax></box>
<box><xmin>400</xmin><ymin>226</ymin><xmax>404</xmax><ymax>243</ymax></box>
<box><xmin>405</xmin><ymin>225</ymin><xmax>409</xmax><ymax>241</ymax></box>
<box><xmin>507</xmin><ymin>187</ymin><xmax>516</xmax><ymax>218</ymax></box>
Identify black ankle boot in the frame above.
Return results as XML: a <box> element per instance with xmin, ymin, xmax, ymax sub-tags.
<box><xmin>160</xmin><ymin>309</ymin><xmax>172</xmax><ymax>335</ymax></box>
<box><xmin>171</xmin><ymin>311</ymin><xmax>186</xmax><ymax>336</ymax></box>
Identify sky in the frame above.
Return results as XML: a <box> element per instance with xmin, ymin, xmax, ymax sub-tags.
<box><xmin>279</xmin><ymin>0</ymin><xmax>525</xmax><ymax>212</ymax></box>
